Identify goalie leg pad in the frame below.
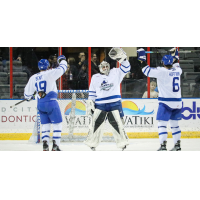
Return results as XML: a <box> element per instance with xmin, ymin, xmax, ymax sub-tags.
<box><xmin>107</xmin><ymin>110</ymin><xmax>129</xmax><ymax>148</ymax></box>
<box><xmin>53</xmin><ymin>123</ymin><xmax>62</xmax><ymax>147</ymax></box>
<box><xmin>84</xmin><ymin>109</ymin><xmax>107</xmax><ymax>148</ymax></box>
<box><xmin>42</xmin><ymin>123</ymin><xmax>51</xmax><ymax>144</ymax></box>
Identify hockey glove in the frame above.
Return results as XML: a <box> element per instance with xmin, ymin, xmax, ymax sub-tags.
<box><xmin>25</xmin><ymin>91</ymin><xmax>36</xmax><ymax>102</ymax></box>
<box><xmin>57</xmin><ymin>55</ymin><xmax>66</xmax><ymax>64</ymax></box>
<box><xmin>25</xmin><ymin>95</ymin><xmax>34</xmax><ymax>102</ymax></box>
<box><xmin>137</xmin><ymin>48</ymin><xmax>146</xmax><ymax>62</ymax></box>
<box><xmin>108</xmin><ymin>47</ymin><xmax>127</xmax><ymax>64</ymax></box>
<box><xmin>86</xmin><ymin>100</ymin><xmax>95</xmax><ymax>116</ymax></box>
<box><xmin>169</xmin><ymin>47</ymin><xmax>179</xmax><ymax>62</ymax></box>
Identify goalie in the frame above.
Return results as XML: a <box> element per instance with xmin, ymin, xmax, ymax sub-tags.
<box><xmin>84</xmin><ymin>47</ymin><xmax>131</xmax><ymax>151</ymax></box>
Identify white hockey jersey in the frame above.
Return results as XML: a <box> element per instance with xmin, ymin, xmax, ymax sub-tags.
<box><xmin>89</xmin><ymin>60</ymin><xmax>131</xmax><ymax>104</ymax></box>
<box><xmin>142</xmin><ymin>63</ymin><xmax>182</xmax><ymax>109</ymax></box>
<box><xmin>24</xmin><ymin>60</ymin><xmax>67</xmax><ymax>101</ymax></box>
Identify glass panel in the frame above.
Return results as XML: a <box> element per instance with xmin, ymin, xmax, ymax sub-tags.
<box><xmin>122</xmin><ymin>47</ymin><xmax>148</xmax><ymax>98</ymax></box>
<box><xmin>91</xmin><ymin>47</ymin><xmax>101</xmax><ymax>76</ymax></box>
<box><xmin>62</xmin><ymin>47</ymin><xmax>88</xmax><ymax>90</ymax></box>
<box><xmin>0</xmin><ymin>47</ymin><xmax>10</xmax><ymax>99</ymax></box>
<box><xmin>11</xmin><ymin>47</ymin><xmax>59</xmax><ymax>99</ymax></box>
<box><xmin>149</xmin><ymin>47</ymin><xmax>200</xmax><ymax>98</ymax></box>
<box><xmin>179</xmin><ymin>47</ymin><xmax>200</xmax><ymax>98</ymax></box>
<box><xmin>148</xmin><ymin>47</ymin><xmax>174</xmax><ymax>99</ymax></box>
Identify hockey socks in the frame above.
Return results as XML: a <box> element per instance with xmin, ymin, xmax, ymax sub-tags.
<box><xmin>42</xmin><ymin>124</ymin><xmax>51</xmax><ymax>145</ymax></box>
<box><xmin>53</xmin><ymin>123</ymin><xmax>62</xmax><ymax>147</ymax></box>
<box><xmin>158</xmin><ymin>121</ymin><xmax>168</xmax><ymax>144</ymax></box>
<box><xmin>170</xmin><ymin>120</ymin><xmax>181</xmax><ymax>144</ymax></box>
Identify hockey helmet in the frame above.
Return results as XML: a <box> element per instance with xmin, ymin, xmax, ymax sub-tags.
<box><xmin>38</xmin><ymin>59</ymin><xmax>50</xmax><ymax>70</ymax></box>
<box><xmin>99</xmin><ymin>61</ymin><xmax>110</xmax><ymax>76</ymax></box>
<box><xmin>162</xmin><ymin>55</ymin><xmax>173</xmax><ymax>66</ymax></box>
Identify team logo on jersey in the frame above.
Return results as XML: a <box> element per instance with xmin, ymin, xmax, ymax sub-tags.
<box><xmin>122</xmin><ymin>101</ymin><xmax>154</xmax><ymax>115</ymax></box>
<box><xmin>100</xmin><ymin>80</ymin><xmax>114</xmax><ymax>91</ymax></box>
<box><xmin>64</xmin><ymin>101</ymin><xmax>86</xmax><ymax>115</ymax></box>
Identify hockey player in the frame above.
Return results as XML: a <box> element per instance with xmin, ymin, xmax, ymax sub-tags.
<box><xmin>24</xmin><ymin>55</ymin><xmax>67</xmax><ymax>151</ymax></box>
<box><xmin>137</xmin><ymin>48</ymin><xmax>182</xmax><ymax>151</ymax></box>
<box><xmin>84</xmin><ymin>47</ymin><xmax>130</xmax><ymax>151</ymax></box>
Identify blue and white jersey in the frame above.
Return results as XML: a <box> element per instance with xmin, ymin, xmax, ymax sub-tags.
<box><xmin>89</xmin><ymin>60</ymin><xmax>131</xmax><ymax>104</ymax></box>
<box><xmin>24</xmin><ymin>60</ymin><xmax>67</xmax><ymax>102</ymax></box>
<box><xmin>142</xmin><ymin>63</ymin><xmax>182</xmax><ymax>109</ymax></box>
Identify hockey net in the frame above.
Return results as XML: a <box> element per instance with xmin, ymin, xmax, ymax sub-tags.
<box><xmin>29</xmin><ymin>90</ymin><xmax>114</xmax><ymax>143</ymax></box>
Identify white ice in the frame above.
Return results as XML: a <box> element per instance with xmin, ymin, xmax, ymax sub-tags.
<box><xmin>0</xmin><ymin>138</ymin><xmax>199</xmax><ymax>151</ymax></box>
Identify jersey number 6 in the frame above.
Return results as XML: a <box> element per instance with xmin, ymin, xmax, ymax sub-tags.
<box><xmin>173</xmin><ymin>77</ymin><xmax>179</xmax><ymax>92</ymax></box>
<box><xmin>35</xmin><ymin>81</ymin><xmax>47</xmax><ymax>92</ymax></box>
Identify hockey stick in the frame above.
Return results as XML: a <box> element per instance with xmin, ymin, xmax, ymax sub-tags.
<box><xmin>10</xmin><ymin>91</ymin><xmax>36</xmax><ymax>108</ymax></box>
<box><xmin>10</xmin><ymin>99</ymin><xmax>27</xmax><ymax>108</ymax></box>
<box><xmin>145</xmin><ymin>50</ymin><xmax>200</xmax><ymax>54</ymax></box>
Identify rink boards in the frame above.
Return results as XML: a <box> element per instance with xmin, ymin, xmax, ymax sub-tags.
<box><xmin>0</xmin><ymin>98</ymin><xmax>200</xmax><ymax>140</ymax></box>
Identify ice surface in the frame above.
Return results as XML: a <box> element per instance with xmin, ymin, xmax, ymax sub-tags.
<box><xmin>0</xmin><ymin>139</ymin><xmax>199</xmax><ymax>151</ymax></box>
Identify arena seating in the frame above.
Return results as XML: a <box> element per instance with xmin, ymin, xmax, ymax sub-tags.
<box><xmin>14</xmin><ymin>84</ymin><xmax>26</xmax><ymax>98</ymax></box>
<box><xmin>0</xmin><ymin>72</ymin><xmax>8</xmax><ymax>84</ymax></box>
<box><xmin>5</xmin><ymin>61</ymin><xmax>23</xmax><ymax>72</ymax></box>
<box><xmin>0</xmin><ymin>62</ymin><xmax>3</xmax><ymax>72</ymax></box>
<box><xmin>184</xmin><ymin>72</ymin><xmax>200</xmax><ymax>81</ymax></box>
<box><xmin>0</xmin><ymin>84</ymin><xmax>10</xmax><ymax>99</ymax></box>
<box><xmin>179</xmin><ymin>60</ymin><xmax>194</xmax><ymax>72</ymax></box>
<box><xmin>8</xmin><ymin>72</ymin><xmax>28</xmax><ymax>85</ymax></box>
<box><xmin>182</xmin><ymin>83</ymin><xmax>191</xmax><ymax>97</ymax></box>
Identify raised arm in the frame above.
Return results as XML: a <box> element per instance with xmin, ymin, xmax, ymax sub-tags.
<box><xmin>108</xmin><ymin>47</ymin><xmax>131</xmax><ymax>81</ymax></box>
<box><xmin>49</xmin><ymin>55</ymin><xmax>68</xmax><ymax>81</ymax></box>
<box><xmin>137</xmin><ymin>48</ymin><xmax>163</xmax><ymax>78</ymax></box>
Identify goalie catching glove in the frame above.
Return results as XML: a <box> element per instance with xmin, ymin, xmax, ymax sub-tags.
<box><xmin>86</xmin><ymin>100</ymin><xmax>95</xmax><ymax>116</ymax></box>
<box><xmin>108</xmin><ymin>47</ymin><xmax>127</xmax><ymax>64</ymax></box>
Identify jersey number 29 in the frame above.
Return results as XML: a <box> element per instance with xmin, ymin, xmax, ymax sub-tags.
<box><xmin>35</xmin><ymin>81</ymin><xmax>47</xmax><ymax>92</ymax></box>
<box><xmin>173</xmin><ymin>77</ymin><xmax>179</xmax><ymax>92</ymax></box>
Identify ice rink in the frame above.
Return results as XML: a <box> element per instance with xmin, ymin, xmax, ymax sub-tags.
<box><xmin>0</xmin><ymin>138</ymin><xmax>200</xmax><ymax>151</ymax></box>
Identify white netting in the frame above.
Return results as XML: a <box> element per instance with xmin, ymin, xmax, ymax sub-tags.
<box><xmin>29</xmin><ymin>90</ymin><xmax>114</xmax><ymax>143</ymax></box>
<box><xmin>29</xmin><ymin>109</ymin><xmax>41</xmax><ymax>144</ymax></box>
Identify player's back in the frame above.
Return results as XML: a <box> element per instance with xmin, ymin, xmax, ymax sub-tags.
<box><xmin>34</xmin><ymin>69</ymin><xmax>58</xmax><ymax>94</ymax></box>
<box><xmin>25</xmin><ymin>61</ymin><xmax>67</xmax><ymax>102</ymax></box>
<box><xmin>157</xmin><ymin>63</ymin><xmax>182</xmax><ymax>109</ymax></box>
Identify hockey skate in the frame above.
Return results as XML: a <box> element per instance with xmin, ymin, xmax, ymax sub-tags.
<box><xmin>157</xmin><ymin>141</ymin><xmax>167</xmax><ymax>151</ymax></box>
<box><xmin>52</xmin><ymin>140</ymin><xmax>61</xmax><ymax>151</ymax></box>
<box><xmin>170</xmin><ymin>140</ymin><xmax>181</xmax><ymax>151</ymax></box>
<box><xmin>43</xmin><ymin>140</ymin><xmax>49</xmax><ymax>151</ymax></box>
<box><xmin>122</xmin><ymin>145</ymin><xmax>127</xmax><ymax>151</ymax></box>
<box><xmin>90</xmin><ymin>147</ymin><xmax>96</xmax><ymax>151</ymax></box>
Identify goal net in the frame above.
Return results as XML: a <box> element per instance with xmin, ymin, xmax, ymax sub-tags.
<box><xmin>29</xmin><ymin>90</ymin><xmax>114</xmax><ymax>143</ymax></box>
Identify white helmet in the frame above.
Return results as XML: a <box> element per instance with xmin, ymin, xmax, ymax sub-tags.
<box><xmin>99</xmin><ymin>61</ymin><xmax>110</xmax><ymax>76</ymax></box>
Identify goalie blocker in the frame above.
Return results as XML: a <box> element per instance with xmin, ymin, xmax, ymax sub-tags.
<box><xmin>84</xmin><ymin>109</ymin><xmax>129</xmax><ymax>150</ymax></box>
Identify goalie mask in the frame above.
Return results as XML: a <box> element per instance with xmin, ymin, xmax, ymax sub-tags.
<box><xmin>99</xmin><ymin>61</ymin><xmax>110</xmax><ymax>76</ymax></box>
